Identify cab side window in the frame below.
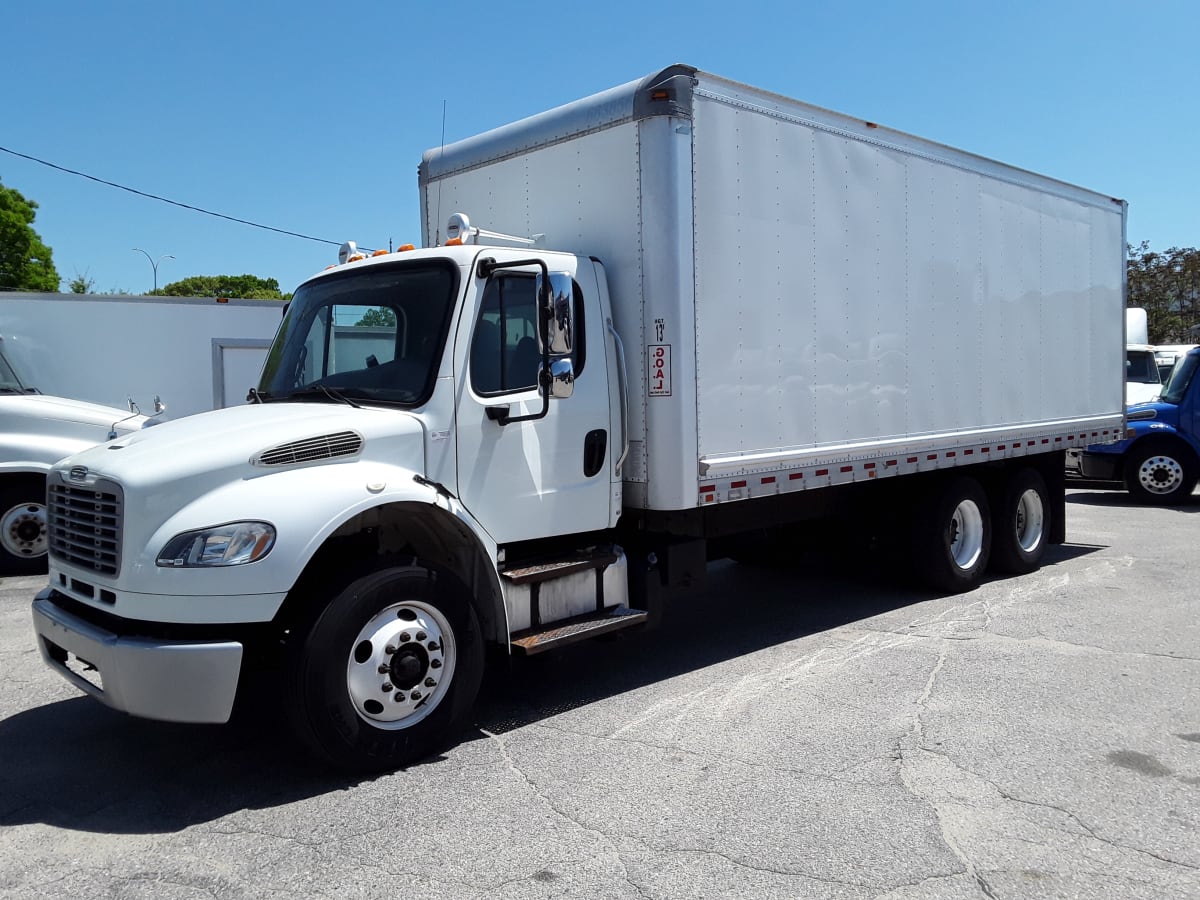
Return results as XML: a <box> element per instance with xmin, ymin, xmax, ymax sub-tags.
<box><xmin>470</xmin><ymin>275</ymin><xmax>539</xmax><ymax>395</ymax></box>
<box><xmin>470</xmin><ymin>273</ymin><xmax>588</xmax><ymax>395</ymax></box>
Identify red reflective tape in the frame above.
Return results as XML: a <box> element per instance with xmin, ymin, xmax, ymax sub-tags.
<box><xmin>840</xmin><ymin>465</ymin><xmax>853</xmax><ymax>473</ymax></box>
<box><xmin>907</xmin><ymin>457</ymin><xmax>918</xmax><ymax>464</ymax></box>
<box><xmin>731</xmin><ymin>480</ymin><xmax>747</xmax><ymax>489</ymax></box>
<box><xmin>1055</xmin><ymin>437</ymin><xmax>1063</xmax><ymax>443</ymax></box>
<box><xmin>761</xmin><ymin>476</ymin><xmax>776</xmax><ymax>484</ymax></box>
<box><xmin>815</xmin><ymin>469</ymin><xmax>829</xmax><ymax>476</ymax></box>
<box><xmin>700</xmin><ymin>485</ymin><xmax>716</xmax><ymax>493</ymax></box>
<box><xmin>789</xmin><ymin>472</ymin><xmax>803</xmax><ymax>480</ymax></box>
<box><xmin>927</xmin><ymin>454</ymin><xmax>937</xmax><ymax>461</ymax></box>
<box><xmin>982</xmin><ymin>447</ymin><xmax>990</xmax><ymax>453</ymax></box>
<box><xmin>1040</xmin><ymin>439</ymin><xmax>1048</xmax><ymax>445</ymax></box>
<box><xmin>965</xmin><ymin>449</ymin><xmax>974</xmax><ymax>455</ymax></box>
<box><xmin>885</xmin><ymin>460</ymin><xmax>897</xmax><ymax>467</ymax></box>
<box><xmin>998</xmin><ymin>444</ymin><xmax>1006</xmax><ymax>450</ymax></box>
<box><xmin>946</xmin><ymin>451</ymin><xmax>957</xmax><ymax>458</ymax></box>
<box><xmin>864</xmin><ymin>462</ymin><xmax>876</xmax><ymax>470</ymax></box>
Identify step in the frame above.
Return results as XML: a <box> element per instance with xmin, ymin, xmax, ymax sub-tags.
<box><xmin>501</xmin><ymin>549</ymin><xmax>620</xmax><ymax>585</ymax></box>
<box><xmin>510</xmin><ymin>605</ymin><xmax>648</xmax><ymax>655</ymax></box>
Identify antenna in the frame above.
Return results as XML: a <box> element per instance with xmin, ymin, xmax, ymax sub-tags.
<box><xmin>435</xmin><ymin>99</ymin><xmax>447</xmax><ymax>246</ymax></box>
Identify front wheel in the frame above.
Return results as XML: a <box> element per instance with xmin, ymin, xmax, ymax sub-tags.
<box><xmin>910</xmin><ymin>476</ymin><xmax>992</xmax><ymax>594</ymax></box>
<box><xmin>1125</xmin><ymin>442</ymin><xmax>1197</xmax><ymax>505</ymax></box>
<box><xmin>286</xmin><ymin>563</ymin><xmax>484</xmax><ymax>772</ymax></box>
<box><xmin>0</xmin><ymin>478</ymin><xmax>48</xmax><ymax>576</ymax></box>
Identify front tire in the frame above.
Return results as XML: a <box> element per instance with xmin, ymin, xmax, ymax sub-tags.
<box><xmin>1125</xmin><ymin>441</ymin><xmax>1197</xmax><ymax>505</ymax></box>
<box><xmin>0</xmin><ymin>478</ymin><xmax>48</xmax><ymax>576</ymax></box>
<box><xmin>911</xmin><ymin>476</ymin><xmax>992</xmax><ymax>594</ymax></box>
<box><xmin>286</xmin><ymin>563</ymin><xmax>484</xmax><ymax>772</ymax></box>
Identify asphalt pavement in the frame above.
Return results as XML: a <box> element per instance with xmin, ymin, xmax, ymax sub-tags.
<box><xmin>1</xmin><ymin>487</ymin><xmax>1197</xmax><ymax>899</ymax></box>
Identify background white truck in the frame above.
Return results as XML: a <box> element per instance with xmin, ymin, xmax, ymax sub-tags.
<box><xmin>0</xmin><ymin>341</ymin><xmax>151</xmax><ymax>574</ymax></box>
<box><xmin>31</xmin><ymin>65</ymin><xmax>1126</xmax><ymax>771</ymax></box>
<box><xmin>0</xmin><ymin>292</ymin><xmax>285</xmax><ymax>419</ymax></box>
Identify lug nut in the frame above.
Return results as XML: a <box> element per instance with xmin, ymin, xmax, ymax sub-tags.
<box><xmin>427</xmin><ymin>641</ymin><xmax>439</xmax><ymax>651</ymax></box>
<box><xmin>381</xmin><ymin>683</ymin><xmax>392</xmax><ymax>693</ymax></box>
<box><xmin>378</xmin><ymin>664</ymin><xmax>389</xmax><ymax>674</ymax></box>
<box><xmin>384</xmin><ymin>645</ymin><xmax>396</xmax><ymax>655</ymax></box>
<box><xmin>424</xmin><ymin>677</ymin><xmax>436</xmax><ymax>688</ymax></box>
<box><xmin>430</xmin><ymin>659</ymin><xmax>442</xmax><ymax>669</ymax></box>
<box><xmin>410</xmin><ymin>691</ymin><xmax>422</xmax><ymax>701</ymax></box>
<box><xmin>399</xmin><ymin>632</ymin><xmax>412</xmax><ymax>643</ymax></box>
<box><xmin>416</xmin><ymin>631</ymin><xmax>427</xmax><ymax>641</ymax></box>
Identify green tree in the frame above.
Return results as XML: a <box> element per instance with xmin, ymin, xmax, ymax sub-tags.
<box><xmin>1127</xmin><ymin>243</ymin><xmax>1200</xmax><ymax>344</ymax></box>
<box><xmin>69</xmin><ymin>270</ymin><xmax>95</xmax><ymax>294</ymax></box>
<box><xmin>155</xmin><ymin>273</ymin><xmax>289</xmax><ymax>300</ymax></box>
<box><xmin>355</xmin><ymin>307</ymin><xmax>396</xmax><ymax>327</ymax></box>
<box><xmin>0</xmin><ymin>178</ymin><xmax>61</xmax><ymax>291</ymax></box>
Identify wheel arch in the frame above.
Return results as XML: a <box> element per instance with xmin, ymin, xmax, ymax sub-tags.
<box><xmin>1126</xmin><ymin>431</ymin><xmax>1200</xmax><ymax>470</ymax></box>
<box><xmin>275</xmin><ymin>500</ymin><xmax>506</xmax><ymax>647</ymax></box>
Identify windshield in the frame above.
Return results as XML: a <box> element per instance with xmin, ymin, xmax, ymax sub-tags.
<box><xmin>258</xmin><ymin>260</ymin><xmax>459</xmax><ymax>406</ymax></box>
<box><xmin>1159</xmin><ymin>351</ymin><xmax>1198</xmax><ymax>405</ymax></box>
<box><xmin>1125</xmin><ymin>350</ymin><xmax>1161</xmax><ymax>385</ymax></box>
<box><xmin>0</xmin><ymin>349</ymin><xmax>32</xmax><ymax>393</ymax></box>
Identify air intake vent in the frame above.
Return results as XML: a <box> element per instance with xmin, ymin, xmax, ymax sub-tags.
<box><xmin>254</xmin><ymin>431</ymin><xmax>363</xmax><ymax>466</ymax></box>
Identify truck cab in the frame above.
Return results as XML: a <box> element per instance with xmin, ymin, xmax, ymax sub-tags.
<box><xmin>32</xmin><ymin>230</ymin><xmax>636</xmax><ymax>770</ymax></box>
<box><xmin>1077</xmin><ymin>346</ymin><xmax>1200</xmax><ymax>503</ymax></box>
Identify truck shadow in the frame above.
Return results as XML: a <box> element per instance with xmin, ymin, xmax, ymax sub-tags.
<box><xmin>1066</xmin><ymin>488</ymin><xmax>1200</xmax><ymax>511</ymax></box>
<box><xmin>0</xmin><ymin>544</ymin><xmax>1101</xmax><ymax>835</ymax></box>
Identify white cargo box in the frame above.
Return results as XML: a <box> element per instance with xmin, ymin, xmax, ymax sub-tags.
<box><xmin>421</xmin><ymin>65</ymin><xmax>1126</xmax><ymax>511</ymax></box>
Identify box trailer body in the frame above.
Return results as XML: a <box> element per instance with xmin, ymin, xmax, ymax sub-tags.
<box><xmin>31</xmin><ymin>66</ymin><xmax>1127</xmax><ymax>772</ymax></box>
<box><xmin>420</xmin><ymin>66</ymin><xmax>1126</xmax><ymax>512</ymax></box>
<box><xmin>0</xmin><ymin>293</ymin><xmax>285</xmax><ymax>419</ymax></box>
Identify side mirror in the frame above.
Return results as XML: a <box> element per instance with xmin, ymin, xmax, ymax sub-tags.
<box><xmin>537</xmin><ymin>272</ymin><xmax>574</xmax><ymax>355</ymax></box>
<box><xmin>547</xmin><ymin>358</ymin><xmax>574</xmax><ymax>399</ymax></box>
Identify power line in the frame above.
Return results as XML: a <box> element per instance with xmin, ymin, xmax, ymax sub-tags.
<box><xmin>0</xmin><ymin>144</ymin><xmax>345</xmax><ymax>247</ymax></box>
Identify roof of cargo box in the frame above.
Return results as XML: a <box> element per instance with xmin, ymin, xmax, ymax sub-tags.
<box><xmin>420</xmin><ymin>65</ymin><xmax>698</xmax><ymax>183</ymax></box>
<box><xmin>421</xmin><ymin>64</ymin><xmax>1125</xmax><ymax>212</ymax></box>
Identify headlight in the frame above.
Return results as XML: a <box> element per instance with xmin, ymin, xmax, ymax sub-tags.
<box><xmin>156</xmin><ymin>521</ymin><xmax>276</xmax><ymax>568</ymax></box>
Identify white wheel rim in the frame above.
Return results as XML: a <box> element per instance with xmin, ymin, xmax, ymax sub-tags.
<box><xmin>346</xmin><ymin>599</ymin><xmax>456</xmax><ymax>730</ymax></box>
<box><xmin>949</xmin><ymin>499</ymin><xmax>984</xmax><ymax>570</ymax></box>
<box><xmin>1137</xmin><ymin>455</ymin><xmax>1183</xmax><ymax>495</ymax></box>
<box><xmin>1</xmin><ymin>501</ymin><xmax>47</xmax><ymax>560</ymax></box>
<box><xmin>1014</xmin><ymin>488</ymin><xmax>1045</xmax><ymax>553</ymax></box>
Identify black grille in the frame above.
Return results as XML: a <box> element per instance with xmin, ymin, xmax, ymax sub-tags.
<box><xmin>255</xmin><ymin>431</ymin><xmax>363</xmax><ymax>466</ymax></box>
<box><xmin>47</xmin><ymin>481</ymin><xmax>123</xmax><ymax>574</ymax></box>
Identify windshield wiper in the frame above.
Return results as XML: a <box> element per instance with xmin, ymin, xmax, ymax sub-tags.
<box><xmin>247</xmin><ymin>388</ymin><xmax>273</xmax><ymax>403</ymax></box>
<box><xmin>289</xmin><ymin>384</ymin><xmax>364</xmax><ymax>408</ymax></box>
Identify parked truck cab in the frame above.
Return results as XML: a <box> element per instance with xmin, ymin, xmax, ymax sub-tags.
<box><xmin>1076</xmin><ymin>346</ymin><xmax>1200</xmax><ymax>503</ymax></box>
<box><xmin>0</xmin><ymin>343</ymin><xmax>152</xmax><ymax>575</ymax></box>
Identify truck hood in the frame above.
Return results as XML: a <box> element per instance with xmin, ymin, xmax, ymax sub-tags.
<box><xmin>1126</xmin><ymin>399</ymin><xmax>1179</xmax><ymax>429</ymax></box>
<box><xmin>57</xmin><ymin>402</ymin><xmax>426</xmax><ymax>494</ymax></box>
<box><xmin>0</xmin><ymin>393</ymin><xmax>148</xmax><ymax>435</ymax></box>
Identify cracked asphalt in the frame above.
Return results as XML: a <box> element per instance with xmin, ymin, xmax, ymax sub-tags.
<box><xmin>1</xmin><ymin>487</ymin><xmax>1197</xmax><ymax>899</ymax></box>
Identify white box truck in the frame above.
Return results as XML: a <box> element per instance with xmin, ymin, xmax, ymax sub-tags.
<box><xmin>31</xmin><ymin>66</ymin><xmax>1126</xmax><ymax>771</ymax></box>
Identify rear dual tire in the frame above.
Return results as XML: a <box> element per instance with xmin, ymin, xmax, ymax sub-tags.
<box><xmin>911</xmin><ymin>476</ymin><xmax>992</xmax><ymax>594</ymax></box>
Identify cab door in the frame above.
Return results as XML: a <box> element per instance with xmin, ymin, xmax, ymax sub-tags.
<box><xmin>452</xmin><ymin>252</ymin><xmax>612</xmax><ymax>544</ymax></box>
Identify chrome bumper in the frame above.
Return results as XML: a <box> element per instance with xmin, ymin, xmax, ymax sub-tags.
<box><xmin>31</xmin><ymin>590</ymin><xmax>243</xmax><ymax>724</ymax></box>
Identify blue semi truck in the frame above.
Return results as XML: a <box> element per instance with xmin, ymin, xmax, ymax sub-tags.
<box><xmin>1073</xmin><ymin>346</ymin><xmax>1200</xmax><ymax>503</ymax></box>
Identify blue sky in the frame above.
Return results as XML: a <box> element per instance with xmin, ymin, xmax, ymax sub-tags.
<box><xmin>3</xmin><ymin>0</ymin><xmax>1196</xmax><ymax>295</ymax></box>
